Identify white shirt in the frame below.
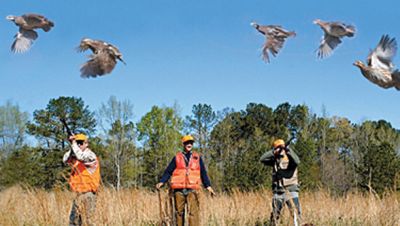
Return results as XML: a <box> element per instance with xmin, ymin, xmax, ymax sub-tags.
<box><xmin>63</xmin><ymin>142</ymin><xmax>98</xmax><ymax>172</ymax></box>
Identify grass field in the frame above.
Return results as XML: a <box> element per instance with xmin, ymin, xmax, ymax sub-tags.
<box><xmin>0</xmin><ymin>186</ymin><xmax>399</xmax><ymax>225</ymax></box>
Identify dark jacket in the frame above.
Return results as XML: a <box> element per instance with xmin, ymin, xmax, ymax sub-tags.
<box><xmin>260</xmin><ymin>147</ymin><xmax>300</xmax><ymax>193</ymax></box>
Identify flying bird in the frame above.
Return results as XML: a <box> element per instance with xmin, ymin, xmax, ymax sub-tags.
<box><xmin>6</xmin><ymin>13</ymin><xmax>54</xmax><ymax>53</ymax></box>
<box><xmin>314</xmin><ymin>19</ymin><xmax>355</xmax><ymax>59</ymax></box>
<box><xmin>78</xmin><ymin>38</ymin><xmax>126</xmax><ymax>78</ymax></box>
<box><xmin>250</xmin><ymin>22</ymin><xmax>296</xmax><ymax>63</ymax></box>
<box><xmin>353</xmin><ymin>35</ymin><xmax>400</xmax><ymax>90</ymax></box>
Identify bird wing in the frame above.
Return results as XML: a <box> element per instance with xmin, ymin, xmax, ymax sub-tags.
<box><xmin>22</xmin><ymin>14</ymin><xmax>54</xmax><ymax>31</ymax></box>
<box><xmin>78</xmin><ymin>39</ymin><xmax>107</xmax><ymax>53</ymax></box>
<box><xmin>106</xmin><ymin>43</ymin><xmax>121</xmax><ymax>55</ymax></box>
<box><xmin>106</xmin><ymin>44</ymin><xmax>126</xmax><ymax>64</ymax></box>
<box><xmin>261</xmin><ymin>44</ymin><xmax>271</xmax><ymax>63</ymax></box>
<box><xmin>328</xmin><ymin>23</ymin><xmax>347</xmax><ymax>35</ymax></box>
<box><xmin>262</xmin><ymin>35</ymin><xmax>285</xmax><ymax>63</ymax></box>
<box><xmin>317</xmin><ymin>34</ymin><xmax>342</xmax><ymax>59</ymax></box>
<box><xmin>22</xmin><ymin>14</ymin><xmax>44</xmax><ymax>25</ymax></box>
<box><xmin>273</xmin><ymin>26</ymin><xmax>296</xmax><ymax>37</ymax></box>
<box><xmin>11</xmin><ymin>28</ymin><xmax>38</xmax><ymax>53</ymax></box>
<box><xmin>368</xmin><ymin>35</ymin><xmax>397</xmax><ymax>70</ymax></box>
<box><xmin>80</xmin><ymin>52</ymin><xmax>116</xmax><ymax>78</ymax></box>
<box><xmin>80</xmin><ymin>55</ymin><xmax>104</xmax><ymax>78</ymax></box>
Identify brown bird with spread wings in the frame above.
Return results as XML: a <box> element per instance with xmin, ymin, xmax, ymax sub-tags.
<box><xmin>6</xmin><ymin>13</ymin><xmax>54</xmax><ymax>53</ymax></box>
<box><xmin>314</xmin><ymin>19</ymin><xmax>355</xmax><ymax>59</ymax></box>
<box><xmin>251</xmin><ymin>22</ymin><xmax>296</xmax><ymax>63</ymax></box>
<box><xmin>353</xmin><ymin>35</ymin><xmax>400</xmax><ymax>90</ymax></box>
<box><xmin>78</xmin><ymin>38</ymin><xmax>126</xmax><ymax>78</ymax></box>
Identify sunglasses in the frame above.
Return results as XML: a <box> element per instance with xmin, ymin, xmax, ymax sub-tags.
<box><xmin>76</xmin><ymin>140</ymin><xmax>87</xmax><ymax>145</ymax></box>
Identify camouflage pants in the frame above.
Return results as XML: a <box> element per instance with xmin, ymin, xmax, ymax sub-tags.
<box><xmin>174</xmin><ymin>190</ymin><xmax>200</xmax><ymax>226</ymax></box>
<box><xmin>270</xmin><ymin>191</ymin><xmax>301</xmax><ymax>224</ymax></box>
<box><xmin>69</xmin><ymin>192</ymin><xmax>96</xmax><ymax>226</ymax></box>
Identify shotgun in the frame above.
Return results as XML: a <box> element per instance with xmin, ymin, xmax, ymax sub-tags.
<box><xmin>59</xmin><ymin>117</ymin><xmax>76</xmax><ymax>158</ymax></box>
<box><xmin>60</xmin><ymin>118</ymin><xmax>74</xmax><ymax>137</ymax></box>
<box><xmin>285</xmin><ymin>129</ymin><xmax>298</xmax><ymax>147</ymax></box>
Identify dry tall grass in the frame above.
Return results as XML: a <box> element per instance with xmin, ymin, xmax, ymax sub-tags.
<box><xmin>0</xmin><ymin>186</ymin><xmax>399</xmax><ymax>225</ymax></box>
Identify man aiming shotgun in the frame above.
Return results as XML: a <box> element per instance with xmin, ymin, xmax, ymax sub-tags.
<box><xmin>260</xmin><ymin>138</ymin><xmax>301</xmax><ymax>225</ymax></box>
<box><xmin>61</xmin><ymin>119</ymin><xmax>100</xmax><ymax>226</ymax></box>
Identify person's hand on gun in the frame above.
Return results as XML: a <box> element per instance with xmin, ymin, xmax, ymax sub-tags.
<box><xmin>69</xmin><ymin>135</ymin><xmax>76</xmax><ymax>142</ymax></box>
<box><xmin>274</xmin><ymin>147</ymin><xmax>284</xmax><ymax>156</ymax></box>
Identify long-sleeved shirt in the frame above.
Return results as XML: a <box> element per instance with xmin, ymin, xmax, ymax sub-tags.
<box><xmin>260</xmin><ymin>147</ymin><xmax>300</xmax><ymax>193</ymax></box>
<box><xmin>160</xmin><ymin>151</ymin><xmax>211</xmax><ymax>188</ymax></box>
<box><xmin>63</xmin><ymin>142</ymin><xmax>98</xmax><ymax>173</ymax></box>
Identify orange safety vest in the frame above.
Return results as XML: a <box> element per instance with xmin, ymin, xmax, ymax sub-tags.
<box><xmin>170</xmin><ymin>152</ymin><xmax>202</xmax><ymax>190</ymax></box>
<box><xmin>69</xmin><ymin>158</ymin><xmax>101</xmax><ymax>193</ymax></box>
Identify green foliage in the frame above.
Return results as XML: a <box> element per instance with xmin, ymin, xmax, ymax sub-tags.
<box><xmin>292</xmin><ymin>137</ymin><xmax>319</xmax><ymax>190</ymax></box>
<box><xmin>98</xmin><ymin>96</ymin><xmax>137</xmax><ymax>189</ymax></box>
<box><xmin>1</xmin><ymin>98</ymin><xmax>400</xmax><ymax>196</ymax></box>
<box><xmin>356</xmin><ymin>142</ymin><xmax>399</xmax><ymax>194</ymax></box>
<box><xmin>0</xmin><ymin>101</ymin><xmax>29</xmax><ymax>155</ymax></box>
<box><xmin>27</xmin><ymin>96</ymin><xmax>96</xmax><ymax>149</ymax></box>
<box><xmin>210</xmin><ymin>103</ymin><xmax>308</xmax><ymax>191</ymax></box>
<box><xmin>208</xmin><ymin>110</ymin><xmax>238</xmax><ymax>191</ymax></box>
<box><xmin>351</xmin><ymin>120</ymin><xmax>400</xmax><ymax>194</ymax></box>
<box><xmin>137</xmin><ymin>105</ymin><xmax>183</xmax><ymax>187</ymax></box>
<box><xmin>0</xmin><ymin>146</ymin><xmax>38</xmax><ymax>188</ymax></box>
<box><xmin>0</xmin><ymin>146</ymin><xmax>68</xmax><ymax>190</ymax></box>
<box><xmin>22</xmin><ymin>96</ymin><xmax>96</xmax><ymax>189</ymax></box>
<box><xmin>185</xmin><ymin>103</ymin><xmax>217</xmax><ymax>152</ymax></box>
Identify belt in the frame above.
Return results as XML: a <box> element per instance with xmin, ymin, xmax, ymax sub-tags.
<box><xmin>174</xmin><ymin>188</ymin><xmax>195</xmax><ymax>195</ymax></box>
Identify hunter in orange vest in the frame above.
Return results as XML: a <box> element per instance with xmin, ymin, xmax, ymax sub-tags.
<box><xmin>156</xmin><ymin>135</ymin><xmax>215</xmax><ymax>226</ymax></box>
<box><xmin>63</xmin><ymin>133</ymin><xmax>100</xmax><ymax>226</ymax></box>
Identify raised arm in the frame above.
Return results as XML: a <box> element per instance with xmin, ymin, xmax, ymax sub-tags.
<box><xmin>260</xmin><ymin>149</ymin><xmax>275</xmax><ymax>166</ymax></box>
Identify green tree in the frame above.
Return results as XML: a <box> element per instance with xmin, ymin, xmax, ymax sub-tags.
<box><xmin>326</xmin><ymin>117</ymin><xmax>355</xmax><ymax>194</ymax></box>
<box><xmin>356</xmin><ymin>142</ymin><xmax>399</xmax><ymax>195</ymax></box>
<box><xmin>292</xmin><ymin>137</ymin><xmax>319</xmax><ymax>190</ymax></box>
<box><xmin>0</xmin><ymin>101</ymin><xmax>29</xmax><ymax>156</ymax></box>
<box><xmin>98</xmin><ymin>96</ymin><xmax>137</xmax><ymax>189</ymax></box>
<box><xmin>210</xmin><ymin>111</ymin><xmax>241</xmax><ymax>190</ymax></box>
<box><xmin>184</xmin><ymin>103</ymin><xmax>217</xmax><ymax>153</ymax></box>
<box><xmin>27</xmin><ymin>96</ymin><xmax>96</xmax><ymax>149</ymax></box>
<box><xmin>273</xmin><ymin>102</ymin><xmax>291</xmax><ymax>138</ymax></box>
<box><xmin>209</xmin><ymin>103</ymin><xmax>276</xmax><ymax>191</ymax></box>
<box><xmin>137</xmin><ymin>105</ymin><xmax>183</xmax><ymax>187</ymax></box>
<box><xmin>286</xmin><ymin>105</ymin><xmax>321</xmax><ymax>190</ymax></box>
<box><xmin>0</xmin><ymin>146</ymin><xmax>38</xmax><ymax>188</ymax></box>
<box><xmin>209</xmin><ymin>103</ymin><xmax>313</xmax><ymax>191</ymax></box>
<box><xmin>25</xmin><ymin>96</ymin><xmax>96</xmax><ymax>189</ymax></box>
<box><xmin>0</xmin><ymin>146</ymin><xmax>70</xmax><ymax>189</ymax></box>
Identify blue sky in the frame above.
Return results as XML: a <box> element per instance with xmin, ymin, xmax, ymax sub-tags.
<box><xmin>1</xmin><ymin>0</ymin><xmax>399</xmax><ymax>128</ymax></box>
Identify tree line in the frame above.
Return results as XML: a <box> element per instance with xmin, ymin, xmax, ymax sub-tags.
<box><xmin>0</xmin><ymin>97</ymin><xmax>399</xmax><ymax>195</ymax></box>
